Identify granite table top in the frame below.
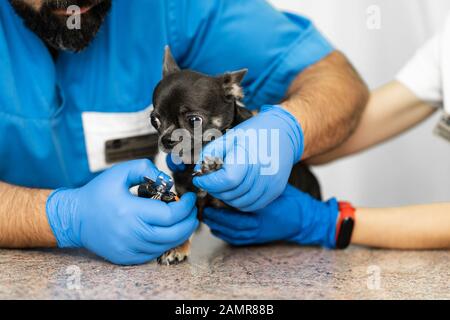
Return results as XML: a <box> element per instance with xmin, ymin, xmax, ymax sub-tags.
<box><xmin>1</xmin><ymin>228</ymin><xmax>449</xmax><ymax>300</ymax></box>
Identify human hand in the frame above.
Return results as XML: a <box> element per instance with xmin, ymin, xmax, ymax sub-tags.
<box><xmin>193</xmin><ymin>105</ymin><xmax>304</xmax><ymax>212</ymax></box>
<box><xmin>203</xmin><ymin>185</ymin><xmax>338</xmax><ymax>248</ymax></box>
<box><xmin>46</xmin><ymin>159</ymin><xmax>198</xmax><ymax>265</ymax></box>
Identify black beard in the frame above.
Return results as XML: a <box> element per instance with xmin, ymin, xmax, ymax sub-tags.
<box><xmin>9</xmin><ymin>0</ymin><xmax>112</xmax><ymax>52</ymax></box>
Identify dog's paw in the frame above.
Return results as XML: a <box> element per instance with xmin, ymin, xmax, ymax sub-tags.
<box><xmin>199</xmin><ymin>156</ymin><xmax>223</xmax><ymax>175</ymax></box>
<box><xmin>157</xmin><ymin>249</ymin><xmax>187</xmax><ymax>265</ymax></box>
<box><xmin>157</xmin><ymin>241</ymin><xmax>191</xmax><ymax>266</ymax></box>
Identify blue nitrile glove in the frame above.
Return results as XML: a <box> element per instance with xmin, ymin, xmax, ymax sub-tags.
<box><xmin>46</xmin><ymin>159</ymin><xmax>199</xmax><ymax>265</ymax></box>
<box><xmin>193</xmin><ymin>105</ymin><xmax>304</xmax><ymax>212</ymax></box>
<box><xmin>203</xmin><ymin>185</ymin><xmax>339</xmax><ymax>248</ymax></box>
<box><xmin>166</xmin><ymin>153</ymin><xmax>186</xmax><ymax>173</ymax></box>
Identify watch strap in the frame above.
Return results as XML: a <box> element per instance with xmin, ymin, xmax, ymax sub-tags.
<box><xmin>335</xmin><ymin>201</ymin><xmax>356</xmax><ymax>249</ymax></box>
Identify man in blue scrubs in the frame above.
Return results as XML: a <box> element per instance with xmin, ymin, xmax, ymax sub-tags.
<box><xmin>0</xmin><ymin>0</ymin><xmax>368</xmax><ymax>265</ymax></box>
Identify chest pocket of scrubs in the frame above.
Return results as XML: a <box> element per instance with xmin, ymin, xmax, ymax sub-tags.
<box><xmin>55</xmin><ymin>7</ymin><xmax>164</xmax><ymax>176</ymax></box>
<box><xmin>81</xmin><ymin>105</ymin><xmax>157</xmax><ymax>172</ymax></box>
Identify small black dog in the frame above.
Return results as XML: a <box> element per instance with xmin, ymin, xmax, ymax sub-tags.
<box><xmin>151</xmin><ymin>47</ymin><xmax>321</xmax><ymax>264</ymax></box>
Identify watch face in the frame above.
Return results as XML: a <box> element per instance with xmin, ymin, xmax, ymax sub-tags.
<box><xmin>336</xmin><ymin>218</ymin><xmax>355</xmax><ymax>249</ymax></box>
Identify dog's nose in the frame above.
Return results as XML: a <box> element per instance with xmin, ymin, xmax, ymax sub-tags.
<box><xmin>161</xmin><ymin>136</ymin><xmax>177</xmax><ymax>149</ymax></box>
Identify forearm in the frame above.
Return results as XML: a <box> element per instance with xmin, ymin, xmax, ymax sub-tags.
<box><xmin>282</xmin><ymin>51</ymin><xmax>369</xmax><ymax>159</ymax></box>
<box><xmin>352</xmin><ymin>203</ymin><xmax>450</xmax><ymax>249</ymax></box>
<box><xmin>309</xmin><ymin>81</ymin><xmax>436</xmax><ymax>164</ymax></box>
<box><xmin>0</xmin><ymin>181</ymin><xmax>56</xmax><ymax>248</ymax></box>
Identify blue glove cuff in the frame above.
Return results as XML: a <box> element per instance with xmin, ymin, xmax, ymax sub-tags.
<box><xmin>322</xmin><ymin>198</ymin><xmax>339</xmax><ymax>249</ymax></box>
<box><xmin>166</xmin><ymin>153</ymin><xmax>187</xmax><ymax>173</ymax></box>
<box><xmin>288</xmin><ymin>197</ymin><xmax>339</xmax><ymax>249</ymax></box>
<box><xmin>260</xmin><ymin>105</ymin><xmax>305</xmax><ymax>163</ymax></box>
<box><xmin>46</xmin><ymin>188</ymin><xmax>81</xmax><ymax>248</ymax></box>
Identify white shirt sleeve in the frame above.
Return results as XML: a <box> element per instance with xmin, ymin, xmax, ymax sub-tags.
<box><xmin>396</xmin><ymin>35</ymin><xmax>443</xmax><ymax>108</ymax></box>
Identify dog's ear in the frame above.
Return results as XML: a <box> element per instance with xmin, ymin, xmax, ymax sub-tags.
<box><xmin>163</xmin><ymin>46</ymin><xmax>181</xmax><ymax>77</ymax></box>
<box><xmin>226</xmin><ymin>69</ymin><xmax>248</xmax><ymax>84</ymax></box>
<box><xmin>222</xmin><ymin>69</ymin><xmax>248</xmax><ymax>102</ymax></box>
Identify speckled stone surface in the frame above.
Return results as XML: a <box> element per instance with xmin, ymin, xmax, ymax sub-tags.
<box><xmin>0</xmin><ymin>228</ymin><xmax>449</xmax><ymax>300</ymax></box>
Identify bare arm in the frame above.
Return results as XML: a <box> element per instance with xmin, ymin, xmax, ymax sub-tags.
<box><xmin>0</xmin><ymin>181</ymin><xmax>56</xmax><ymax>248</ymax></box>
<box><xmin>309</xmin><ymin>81</ymin><xmax>437</xmax><ymax>164</ymax></box>
<box><xmin>282</xmin><ymin>51</ymin><xmax>369</xmax><ymax>159</ymax></box>
<box><xmin>352</xmin><ymin>203</ymin><xmax>450</xmax><ymax>249</ymax></box>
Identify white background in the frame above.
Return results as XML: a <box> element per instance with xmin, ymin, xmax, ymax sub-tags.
<box><xmin>270</xmin><ymin>0</ymin><xmax>450</xmax><ymax>207</ymax></box>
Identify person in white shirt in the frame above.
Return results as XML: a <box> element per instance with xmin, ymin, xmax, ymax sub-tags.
<box><xmin>310</xmin><ymin>14</ymin><xmax>450</xmax><ymax>249</ymax></box>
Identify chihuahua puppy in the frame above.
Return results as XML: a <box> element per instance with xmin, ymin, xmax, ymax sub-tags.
<box><xmin>150</xmin><ymin>47</ymin><xmax>321</xmax><ymax>265</ymax></box>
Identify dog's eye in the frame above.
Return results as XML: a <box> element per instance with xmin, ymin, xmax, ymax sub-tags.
<box><xmin>187</xmin><ymin>115</ymin><xmax>203</xmax><ymax>128</ymax></box>
<box><xmin>150</xmin><ymin>114</ymin><xmax>161</xmax><ymax>130</ymax></box>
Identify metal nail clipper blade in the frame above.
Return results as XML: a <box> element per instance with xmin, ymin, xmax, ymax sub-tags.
<box><xmin>137</xmin><ymin>172</ymin><xmax>179</xmax><ymax>203</ymax></box>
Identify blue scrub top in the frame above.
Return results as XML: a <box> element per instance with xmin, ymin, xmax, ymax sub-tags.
<box><xmin>0</xmin><ymin>0</ymin><xmax>333</xmax><ymax>189</ymax></box>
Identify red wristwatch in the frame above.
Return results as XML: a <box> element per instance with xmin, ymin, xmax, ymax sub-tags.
<box><xmin>335</xmin><ymin>201</ymin><xmax>356</xmax><ymax>249</ymax></box>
